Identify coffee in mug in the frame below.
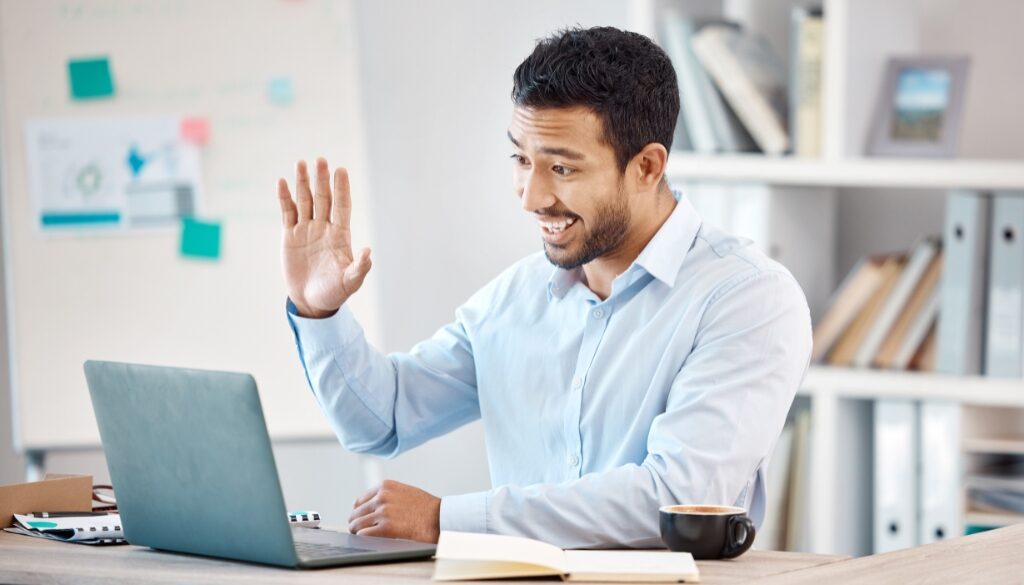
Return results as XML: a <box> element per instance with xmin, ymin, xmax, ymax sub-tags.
<box><xmin>659</xmin><ymin>504</ymin><xmax>755</xmax><ymax>560</ymax></box>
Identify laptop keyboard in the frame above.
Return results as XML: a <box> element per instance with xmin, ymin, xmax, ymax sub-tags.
<box><xmin>295</xmin><ymin>541</ymin><xmax>373</xmax><ymax>560</ymax></box>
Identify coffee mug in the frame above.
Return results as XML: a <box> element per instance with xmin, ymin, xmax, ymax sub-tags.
<box><xmin>659</xmin><ymin>504</ymin><xmax>756</xmax><ymax>560</ymax></box>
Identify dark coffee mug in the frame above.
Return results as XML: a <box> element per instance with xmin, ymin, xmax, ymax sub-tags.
<box><xmin>659</xmin><ymin>504</ymin><xmax>756</xmax><ymax>560</ymax></box>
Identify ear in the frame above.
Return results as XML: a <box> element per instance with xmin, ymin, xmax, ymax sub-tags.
<box><xmin>630</xmin><ymin>142</ymin><xmax>668</xmax><ymax>193</ymax></box>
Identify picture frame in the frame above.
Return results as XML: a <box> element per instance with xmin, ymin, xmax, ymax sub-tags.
<box><xmin>867</xmin><ymin>56</ymin><xmax>970</xmax><ymax>157</ymax></box>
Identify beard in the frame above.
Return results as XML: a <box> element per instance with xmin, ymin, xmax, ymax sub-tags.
<box><xmin>543</xmin><ymin>183</ymin><xmax>631</xmax><ymax>270</ymax></box>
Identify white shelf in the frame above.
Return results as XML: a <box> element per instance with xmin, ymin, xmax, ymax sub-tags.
<box><xmin>665</xmin><ymin>153</ymin><xmax>1024</xmax><ymax>190</ymax></box>
<box><xmin>963</xmin><ymin>437</ymin><xmax>1024</xmax><ymax>455</ymax></box>
<box><xmin>799</xmin><ymin>366</ymin><xmax>1024</xmax><ymax>407</ymax></box>
<box><xmin>965</xmin><ymin>510</ymin><xmax>1024</xmax><ymax>528</ymax></box>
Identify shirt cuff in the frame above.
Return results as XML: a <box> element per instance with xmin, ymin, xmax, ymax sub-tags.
<box><xmin>440</xmin><ymin>492</ymin><xmax>488</xmax><ymax>534</ymax></box>
<box><xmin>286</xmin><ymin>298</ymin><xmax>364</xmax><ymax>351</ymax></box>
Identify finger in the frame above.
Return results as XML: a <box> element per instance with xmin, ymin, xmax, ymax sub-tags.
<box><xmin>313</xmin><ymin>157</ymin><xmax>331</xmax><ymax>221</ymax></box>
<box><xmin>353</xmin><ymin>485</ymin><xmax>378</xmax><ymax>509</ymax></box>
<box><xmin>295</xmin><ymin>160</ymin><xmax>313</xmax><ymax>222</ymax></box>
<box><xmin>348</xmin><ymin>497</ymin><xmax>377</xmax><ymax>525</ymax></box>
<box><xmin>356</xmin><ymin>522</ymin><xmax>389</xmax><ymax>538</ymax></box>
<box><xmin>277</xmin><ymin>178</ymin><xmax>297</xmax><ymax>228</ymax></box>
<box><xmin>342</xmin><ymin>248</ymin><xmax>372</xmax><ymax>295</ymax></box>
<box><xmin>348</xmin><ymin>511</ymin><xmax>380</xmax><ymax>535</ymax></box>
<box><xmin>331</xmin><ymin>167</ymin><xmax>352</xmax><ymax>232</ymax></box>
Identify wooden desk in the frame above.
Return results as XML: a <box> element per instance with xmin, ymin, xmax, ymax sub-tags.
<box><xmin>0</xmin><ymin>531</ymin><xmax>846</xmax><ymax>584</ymax></box>
<box><xmin>752</xmin><ymin>524</ymin><xmax>1024</xmax><ymax>585</ymax></box>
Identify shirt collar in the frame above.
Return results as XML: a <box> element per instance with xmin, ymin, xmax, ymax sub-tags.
<box><xmin>633</xmin><ymin>190</ymin><xmax>702</xmax><ymax>288</ymax></box>
<box><xmin>546</xmin><ymin>190</ymin><xmax>702</xmax><ymax>301</ymax></box>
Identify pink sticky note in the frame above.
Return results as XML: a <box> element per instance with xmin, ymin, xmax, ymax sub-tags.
<box><xmin>180</xmin><ymin>117</ymin><xmax>210</xmax><ymax>145</ymax></box>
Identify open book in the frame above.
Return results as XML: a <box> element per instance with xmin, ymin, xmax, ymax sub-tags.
<box><xmin>433</xmin><ymin>531</ymin><xmax>700</xmax><ymax>583</ymax></box>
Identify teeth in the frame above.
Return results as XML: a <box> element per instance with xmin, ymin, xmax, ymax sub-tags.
<box><xmin>538</xmin><ymin>217</ymin><xmax>576</xmax><ymax>233</ymax></box>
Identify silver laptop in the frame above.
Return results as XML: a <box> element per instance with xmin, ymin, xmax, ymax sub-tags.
<box><xmin>84</xmin><ymin>360</ymin><xmax>436</xmax><ymax>568</ymax></box>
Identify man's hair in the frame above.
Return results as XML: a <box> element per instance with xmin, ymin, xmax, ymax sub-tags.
<box><xmin>511</xmin><ymin>26</ymin><xmax>680</xmax><ymax>172</ymax></box>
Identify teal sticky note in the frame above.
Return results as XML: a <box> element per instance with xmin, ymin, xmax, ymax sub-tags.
<box><xmin>267</xmin><ymin>76</ymin><xmax>294</xmax><ymax>106</ymax></box>
<box><xmin>180</xmin><ymin>218</ymin><xmax>222</xmax><ymax>260</ymax></box>
<box><xmin>68</xmin><ymin>57</ymin><xmax>115</xmax><ymax>100</ymax></box>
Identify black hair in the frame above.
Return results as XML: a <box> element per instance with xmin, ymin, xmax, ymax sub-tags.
<box><xmin>511</xmin><ymin>26</ymin><xmax>680</xmax><ymax>172</ymax></box>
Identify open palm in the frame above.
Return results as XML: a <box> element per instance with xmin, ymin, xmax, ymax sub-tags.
<box><xmin>278</xmin><ymin>158</ymin><xmax>371</xmax><ymax>319</ymax></box>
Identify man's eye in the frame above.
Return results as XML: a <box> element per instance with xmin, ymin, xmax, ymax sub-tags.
<box><xmin>552</xmin><ymin>165</ymin><xmax>574</xmax><ymax>176</ymax></box>
<box><xmin>510</xmin><ymin>154</ymin><xmax>528</xmax><ymax>166</ymax></box>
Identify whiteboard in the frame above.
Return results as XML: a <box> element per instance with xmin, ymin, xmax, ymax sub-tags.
<box><xmin>0</xmin><ymin>0</ymin><xmax>381</xmax><ymax>450</ymax></box>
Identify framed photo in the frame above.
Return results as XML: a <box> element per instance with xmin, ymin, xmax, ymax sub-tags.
<box><xmin>867</xmin><ymin>56</ymin><xmax>970</xmax><ymax>157</ymax></box>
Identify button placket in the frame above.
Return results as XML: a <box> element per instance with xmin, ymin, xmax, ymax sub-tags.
<box><xmin>564</xmin><ymin>300</ymin><xmax>614</xmax><ymax>479</ymax></box>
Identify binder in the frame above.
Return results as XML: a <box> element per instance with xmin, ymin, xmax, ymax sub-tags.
<box><xmin>936</xmin><ymin>191</ymin><xmax>990</xmax><ymax>376</ymax></box>
<box><xmin>920</xmin><ymin>190</ymin><xmax>986</xmax><ymax>546</ymax></box>
<box><xmin>917</xmin><ymin>402</ymin><xmax>962</xmax><ymax>544</ymax></box>
<box><xmin>874</xmin><ymin>399</ymin><xmax>918</xmax><ymax>553</ymax></box>
<box><xmin>985</xmin><ymin>192</ymin><xmax>1024</xmax><ymax>377</ymax></box>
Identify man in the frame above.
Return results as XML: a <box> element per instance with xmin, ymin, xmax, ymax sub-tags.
<box><xmin>277</xmin><ymin>26</ymin><xmax>811</xmax><ymax>548</ymax></box>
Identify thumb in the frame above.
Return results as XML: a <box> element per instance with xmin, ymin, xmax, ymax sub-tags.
<box><xmin>343</xmin><ymin>248</ymin><xmax>372</xmax><ymax>293</ymax></box>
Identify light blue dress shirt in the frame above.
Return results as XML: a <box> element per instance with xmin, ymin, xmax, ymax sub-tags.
<box><xmin>287</xmin><ymin>193</ymin><xmax>812</xmax><ymax>549</ymax></box>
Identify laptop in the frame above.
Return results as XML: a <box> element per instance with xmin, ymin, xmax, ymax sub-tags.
<box><xmin>83</xmin><ymin>360</ymin><xmax>436</xmax><ymax>568</ymax></box>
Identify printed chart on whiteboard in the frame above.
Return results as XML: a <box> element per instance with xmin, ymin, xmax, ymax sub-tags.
<box><xmin>24</xmin><ymin>116</ymin><xmax>205</xmax><ymax>234</ymax></box>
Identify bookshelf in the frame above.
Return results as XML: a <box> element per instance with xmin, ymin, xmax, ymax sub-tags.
<box><xmin>631</xmin><ymin>0</ymin><xmax>1024</xmax><ymax>558</ymax></box>
<box><xmin>666</xmin><ymin>154</ymin><xmax>1024</xmax><ymax>190</ymax></box>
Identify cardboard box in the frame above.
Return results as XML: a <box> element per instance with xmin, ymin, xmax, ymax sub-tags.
<box><xmin>0</xmin><ymin>473</ymin><xmax>93</xmax><ymax>527</ymax></box>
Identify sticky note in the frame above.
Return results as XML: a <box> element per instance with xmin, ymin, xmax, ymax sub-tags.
<box><xmin>267</xmin><ymin>76</ymin><xmax>294</xmax><ymax>106</ymax></box>
<box><xmin>180</xmin><ymin>217</ymin><xmax>222</xmax><ymax>260</ymax></box>
<box><xmin>68</xmin><ymin>57</ymin><xmax>115</xmax><ymax>100</ymax></box>
<box><xmin>180</xmin><ymin>116</ymin><xmax>210</xmax><ymax>145</ymax></box>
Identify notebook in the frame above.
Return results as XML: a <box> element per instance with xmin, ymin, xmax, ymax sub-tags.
<box><xmin>433</xmin><ymin>531</ymin><xmax>700</xmax><ymax>583</ymax></box>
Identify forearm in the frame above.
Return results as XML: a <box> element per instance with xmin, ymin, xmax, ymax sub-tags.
<box><xmin>287</xmin><ymin>299</ymin><xmax>482</xmax><ymax>458</ymax></box>
<box><xmin>288</xmin><ymin>300</ymin><xmax>401</xmax><ymax>455</ymax></box>
<box><xmin>441</xmin><ymin>459</ymin><xmax>740</xmax><ymax>549</ymax></box>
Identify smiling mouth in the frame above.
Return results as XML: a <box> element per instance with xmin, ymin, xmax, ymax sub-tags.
<box><xmin>537</xmin><ymin>216</ymin><xmax>577</xmax><ymax>234</ymax></box>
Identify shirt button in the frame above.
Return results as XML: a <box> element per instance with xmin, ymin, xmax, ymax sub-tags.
<box><xmin>592</xmin><ymin>308</ymin><xmax>604</xmax><ymax>319</ymax></box>
<box><xmin>568</xmin><ymin>454</ymin><xmax>580</xmax><ymax>467</ymax></box>
<box><xmin>572</xmin><ymin>376</ymin><xmax>583</xmax><ymax>390</ymax></box>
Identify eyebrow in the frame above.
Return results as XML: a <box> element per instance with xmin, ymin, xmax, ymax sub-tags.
<box><xmin>507</xmin><ymin>131</ymin><xmax>586</xmax><ymax>161</ymax></box>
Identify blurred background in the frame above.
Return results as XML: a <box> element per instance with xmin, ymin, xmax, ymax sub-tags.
<box><xmin>1</xmin><ymin>0</ymin><xmax>1023</xmax><ymax>558</ymax></box>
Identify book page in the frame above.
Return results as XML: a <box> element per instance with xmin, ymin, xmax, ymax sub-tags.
<box><xmin>434</xmin><ymin>559</ymin><xmax>561</xmax><ymax>582</ymax></box>
<box><xmin>434</xmin><ymin>531</ymin><xmax>567</xmax><ymax>573</ymax></box>
<box><xmin>564</xmin><ymin>550</ymin><xmax>700</xmax><ymax>583</ymax></box>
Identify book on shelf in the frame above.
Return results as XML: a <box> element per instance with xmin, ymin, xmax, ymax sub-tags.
<box><xmin>854</xmin><ymin>237</ymin><xmax>942</xmax><ymax>368</ymax></box>
<box><xmin>871</xmin><ymin>243</ymin><xmax>944</xmax><ymax>369</ymax></box>
<box><xmin>827</xmin><ymin>254</ymin><xmax>906</xmax><ymax>367</ymax></box>
<box><xmin>789</xmin><ymin>7</ymin><xmax>824</xmax><ymax>157</ymax></box>
<box><xmin>891</xmin><ymin>290</ymin><xmax>940</xmax><ymax>371</ymax></box>
<box><xmin>433</xmin><ymin>531</ymin><xmax>699</xmax><ymax>583</ymax></box>
<box><xmin>907</xmin><ymin>321</ymin><xmax>938</xmax><ymax>372</ymax></box>
<box><xmin>816</xmin><ymin>238</ymin><xmax>944</xmax><ymax>371</ymax></box>
<box><xmin>811</xmin><ymin>254</ymin><xmax>890</xmax><ymax>363</ymax></box>
<box><xmin>659</xmin><ymin>13</ymin><xmax>756</xmax><ymax>154</ymax></box>
<box><xmin>691</xmin><ymin>24</ymin><xmax>789</xmax><ymax>155</ymax></box>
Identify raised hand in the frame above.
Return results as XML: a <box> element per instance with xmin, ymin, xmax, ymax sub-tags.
<box><xmin>278</xmin><ymin>158</ymin><xmax>371</xmax><ymax>318</ymax></box>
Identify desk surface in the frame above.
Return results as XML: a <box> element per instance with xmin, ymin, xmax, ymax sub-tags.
<box><xmin>752</xmin><ymin>523</ymin><xmax>1024</xmax><ymax>585</ymax></box>
<box><xmin>0</xmin><ymin>530</ymin><xmax>846</xmax><ymax>585</ymax></box>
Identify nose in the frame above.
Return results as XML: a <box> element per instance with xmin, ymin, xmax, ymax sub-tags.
<box><xmin>516</xmin><ymin>168</ymin><xmax>556</xmax><ymax>213</ymax></box>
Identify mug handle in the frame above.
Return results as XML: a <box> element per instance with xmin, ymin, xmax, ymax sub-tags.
<box><xmin>721</xmin><ymin>515</ymin><xmax>756</xmax><ymax>559</ymax></box>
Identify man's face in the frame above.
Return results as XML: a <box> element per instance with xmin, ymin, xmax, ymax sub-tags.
<box><xmin>508</xmin><ymin>106</ymin><xmax>631</xmax><ymax>270</ymax></box>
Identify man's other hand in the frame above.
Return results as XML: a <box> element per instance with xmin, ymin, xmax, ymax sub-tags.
<box><xmin>348</xmin><ymin>479</ymin><xmax>441</xmax><ymax>543</ymax></box>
